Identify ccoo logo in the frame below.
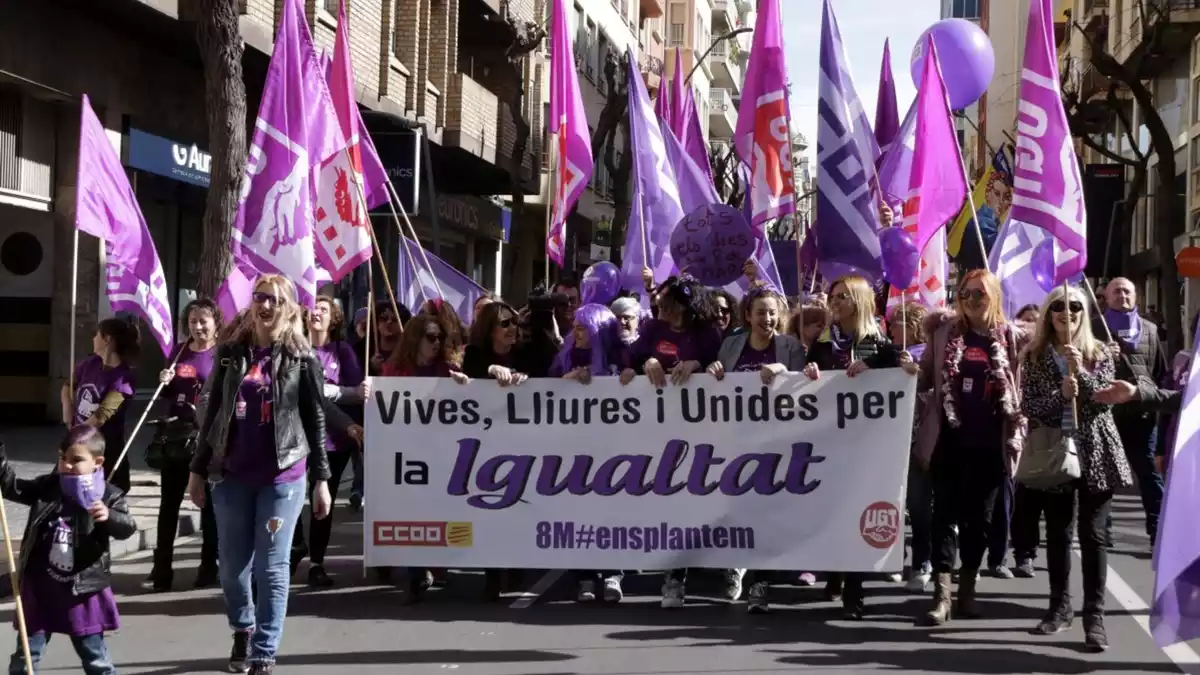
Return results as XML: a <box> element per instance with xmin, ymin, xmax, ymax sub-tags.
<box><xmin>859</xmin><ymin>501</ymin><xmax>901</xmax><ymax>549</ymax></box>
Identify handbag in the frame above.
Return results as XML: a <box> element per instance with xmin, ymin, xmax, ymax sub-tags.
<box><xmin>145</xmin><ymin>418</ymin><xmax>198</xmax><ymax>471</ymax></box>
<box><xmin>1015</xmin><ymin>424</ymin><xmax>1081</xmax><ymax>490</ymax></box>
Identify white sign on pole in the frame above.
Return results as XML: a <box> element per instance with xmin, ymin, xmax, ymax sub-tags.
<box><xmin>363</xmin><ymin>371</ymin><xmax>916</xmax><ymax>571</ymax></box>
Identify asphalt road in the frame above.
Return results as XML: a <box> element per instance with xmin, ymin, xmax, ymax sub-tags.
<box><xmin>0</xmin><ymin>488</ymin><xmax>1195</xmax><ymax>675</ymax></box>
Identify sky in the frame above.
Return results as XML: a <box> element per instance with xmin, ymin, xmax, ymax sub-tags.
<box><xmin>781</xmin><ymin>0</ymin><xmax>942</xmax><ymax>161</ymax></box>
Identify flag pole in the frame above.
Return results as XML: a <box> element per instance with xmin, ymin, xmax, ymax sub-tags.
<box><xmin>0</xmin><ymin>494</ymin><xmax>32</xmax><ymax>675</ymax></box>
<box><xmin>954</xmin><ymin>152</ymin><xmax>990</xmax><ymax>273</ymax></box>
<box><xmin>110</xmin><ymin>347</ymin><xmax>186</xmax><ymax>474</ymax></box>
<box><xmin>544</xmin><ymin>130</ymin><xmax>559</xmax><ymax>289</ymax></box>
<box><xmin>68</xmin><ymin>228</ymin><xmax>80</xmax><ymax>404</ymax></box>
<box><xmin>382</xmin><ymin>178</ymin><xmax>444</xmax><ymax>300</ymax></box>
<box><xmin>398</xmin><ymin>235</ymin><xmax>433</xmax><ymax>307</ymax></box>
<box><xmin>1081</xmin><ymin>276</ymin><xmax>1115</xmax><ymax>342</ymax></box>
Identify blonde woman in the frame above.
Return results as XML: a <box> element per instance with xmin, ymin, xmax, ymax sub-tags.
<box><xmin>1019</xmin><ymin>284</ymin><xmax>1130</xmax><ymax>652</ymax></box>
<box><xmin>804</xmin><ymin>275</ymin><xmax>916</xmax><ymax>619</ymax></box>
<box><xmin>913</xmin><ymin>270</ymin><xmax>1027</xmax><ymax>625</ymax></box>
<box><xmin>189</xmin><ymin>274</ymin><xmax>357</xmax><ymax>674</ymax></box>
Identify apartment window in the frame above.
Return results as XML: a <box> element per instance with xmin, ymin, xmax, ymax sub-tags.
<box><xmin>0</xmin><ymin>91</ymin><xmax>53</xmax><ymax>200</ymax></box>
<box><xmin>950</xmin><ymin>0</ymin><xmax>981</xmax><ymax>20</ymax></box>
<box><xmin>594</xmin><ymin>153</ymin><xmax>609</xmax><ymax>199</ymax></box>
<box><xmin>668</xmin><ymin>3</ymin><xmax>685</xmax><ymax>46</ymax></box>
<box><xmin>597</xmin><ymin>33</ymin><xmax>610</xmax><ymax>94</ymax></box>
<box><xmin>323</xmin><ymin>0</ymin><xmax>338</xmax><ymax>14</ymax></box>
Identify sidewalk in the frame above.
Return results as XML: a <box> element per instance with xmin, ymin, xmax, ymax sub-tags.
<box><xmin>0</xmin><ymin>399</ymin><xmax>203</xmax><ymax>572</ymax></box>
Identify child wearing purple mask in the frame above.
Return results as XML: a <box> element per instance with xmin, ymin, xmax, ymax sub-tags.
<box><xmin>0</xmin><ymin>425</ymin><xmax>137</xmax><ymax>674</ymax></box>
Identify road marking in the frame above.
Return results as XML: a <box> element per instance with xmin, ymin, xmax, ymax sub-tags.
<box><xmin>509</xmin><ymin>569</ymin><xmax>564</xmax><ymax>609</ymax></box>
<box><xmin>1087</xmin><ymin>550</ymin><xmax>1200</xmax><ymax>673</ymax></box>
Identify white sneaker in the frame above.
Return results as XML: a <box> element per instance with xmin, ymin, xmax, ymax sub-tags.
<box><xmin>887</xmin><ymin>572</ymin><xmax>904</xmax><ymax>583</ymax></box>
<box><xmin>906</xmin><ymin>563</ymin><xmax>932</xmax><ymax>593</ymax></box>
<box><xmin>661</xmin><ymin>579</ymin><xmax>685</xmax><ymax>608</ymax></box>
<box><xmin>576</xmin><ymin>579</ymin><xmax>596</xmax><ymax>602</ymax></box>
<box><xmin>603</xmin><ymin>576</ymin><xmax>623</xmax><ymax>603</ymax></box>
<box><xmin>723</xmin><ymin>568</ymin><xmax>746</xmax><ymax>601</ymax></box>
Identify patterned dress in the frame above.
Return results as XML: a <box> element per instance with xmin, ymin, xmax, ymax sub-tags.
<box><xmin>1019</xmin><ymin>349</ymin><xmax>1133</xmax><ymax>494</ymax></box>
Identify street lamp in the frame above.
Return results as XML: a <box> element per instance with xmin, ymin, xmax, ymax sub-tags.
<box><xmin>684</xmin><ymin>27</ymin><xmax>753</xmax><ymax>86</ymax></box>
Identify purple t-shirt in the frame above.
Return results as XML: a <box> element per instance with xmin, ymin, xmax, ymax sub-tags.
<box><xmin>734</xmin><ymin>338</ymin><xmax>775</xmax><ymax>372</ymax></box>
<box><xmin>632</xmin><ymin>319</ymin><xmax>723</xmax><ymax>372</ymax></box>
<box><xmin>167</xmin><ymin>344</ymin><xmax>215</xmax><ymax>415</ymax></box>
<box><xmin>72</xmin><ymin>355</ymin><xmax>134</xmax><ymax>452</ymax></box>
<box><xmin>314</xmin><ymin>341</ymin><xmax>363</xmax><ymax>453</ymax></box>
<box><xmin>569</xmin><ymin>347</ymin><xmax>592</xmax><ymax>370</ymax></box>
<box><xmin>956</xmin><ymin>332</ymin><xmax>1000</xmax><ymax>427</ymax></box>
<box><xmin>224</xmin><ymin>347</ymin><xmax>306</xmax><ymax>486</ymax></box>
<box><xmin>18</xmin><ymin>505</ymin><xmax>119</xmax><ymax>637</ymax></box>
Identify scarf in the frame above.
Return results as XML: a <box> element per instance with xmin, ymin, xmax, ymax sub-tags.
<box><xmin>829</xmin><ymin>323</ymin><xmax>855</xmax><ymax>368</ymax></box>
<box><xmin>941</xmin><ymin>324</ymin><xmax>1018</xmax><ymax>428</ymax></box>
<box><xmin>1104</xmin><ymin>308</ymin><xmax>1141</xmax><ymax>350</ymax></box>
<box><xmin>1050</xmin><ymin>350</ymin><xmax>1076</xmax><ymax>434</ymax></box>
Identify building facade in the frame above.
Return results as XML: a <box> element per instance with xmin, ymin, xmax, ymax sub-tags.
<box><xmin>0</xmin><ymin>0</ymin><xmax>543</xmax><ymax>422</ymax></box>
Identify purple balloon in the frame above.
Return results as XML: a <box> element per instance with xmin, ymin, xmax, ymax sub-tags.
<box><xmin>1031</xmin><ymin>238</ymin><xmax>1083</xmax><ymax>292</ymax></box>
<box><xmin>910</xmin><ymin>19</ymin><xmax>995</xmax><ymax>111</ymax></box>
<box><xmin>879</xmin><ymin>227</ymin><xmax>920</xmax><ymax>289</ymax></box>
<box><xmin>669</xmin><ymin>203</ymin><xmax>756</xmax><ymax>287</ymax></box>
<box><xmin>580</xmin><ymin>261</ymin><xmax>622</xmax><ymax>306</ymax></box>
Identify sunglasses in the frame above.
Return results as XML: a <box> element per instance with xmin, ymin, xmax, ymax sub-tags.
<box><xmin>717</xmin><ymin>306</ymin><xmax>732</xmax><ymax>316</ymax></box>
<box><xmin>423</xmin><ymin>332</ymin><xmax>444</xmax><ymax>344</ymax></box>
<box><xmin>498</xmin><ymin>318</ymin><xmax>515</xmax><ymax>329</ymax></box>
<box><xmin>958</xmin><ymin>289</ymin><xmax>988</xmax><ymax>302</ymax></box>
<box><xmin>1049</xmin><ymin>300</ymin><xmax>1085</xmax><ymax>314</ymax></box>
<box><xmin>830</xmin><ymin>292</ymin><xmax>851</xmax><ymax>303</ymax></box>
<box><xmin>251</xmin><ymin>292</ymin><xmax>278</xmax><ymax>306</ymax></box>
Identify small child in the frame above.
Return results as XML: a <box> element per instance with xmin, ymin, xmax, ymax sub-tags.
<box><xmin>2</xmin><ymin>425</ymin><xmax>137</xmax><ymax>675</ymax></box>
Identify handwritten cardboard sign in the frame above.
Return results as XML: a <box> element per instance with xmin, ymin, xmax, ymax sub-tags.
<box><xmin>669</xmin><ymin>203</ymin><xmax>756</xmax><ymax>287</ymax></box>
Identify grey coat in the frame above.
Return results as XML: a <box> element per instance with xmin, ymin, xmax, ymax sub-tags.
<box><xmin>716</xmin><ymin>332</ymin><xmax>807</xmax><ymax>372</ymax></box>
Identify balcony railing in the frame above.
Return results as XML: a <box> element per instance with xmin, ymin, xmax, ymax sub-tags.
<box><xmin>712</xmin><ymin>0</ymin><xmax>735</xmax><ymax>30</ymax></box>
<box><xmin>710</xmin><ymin>42</ymin><xmax>743</xmax><ymax>93</ymax></box>
<box><xmin>708</xmin><ymin>88</ymin><xmax>737</xmax><ymax>137</ymax></box>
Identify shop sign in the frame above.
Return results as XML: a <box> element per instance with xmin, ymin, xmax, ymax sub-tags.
<box><xmin>372</xmin><ymin>130</ymin><xmax>421</xmax><ymax>215</ymax></box>
<box><xmin>127</xmin><ymin>128</ymin><xmax>211</xmax><ymax>188</ymax></box>
<box><xmin>436</xmin><ymin>195</ymin><xmax>506</xmax><ymax>241</ymax></box>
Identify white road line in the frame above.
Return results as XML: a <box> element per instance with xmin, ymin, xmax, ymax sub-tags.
<box><xmin>1086</xmin><ymin>550</ymin><xmax>1200</xmax><ymax>673</ymax></box>
<box><xmin>509</xmin><ymin>569</ymin><xmax>564</xmax><ymax>609</ymax></box>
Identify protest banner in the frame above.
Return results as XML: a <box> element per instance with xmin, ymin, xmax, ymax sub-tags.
<box><xmin>363</xmin><ymin>371</ymin><xmax>916</xmax><ymax>571</ymax></box>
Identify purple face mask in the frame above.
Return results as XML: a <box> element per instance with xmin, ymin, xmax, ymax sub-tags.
<box><xmin>60</xmin><ymin>468</ymin><xmax>106</xmax><ymax>508</ymax></box>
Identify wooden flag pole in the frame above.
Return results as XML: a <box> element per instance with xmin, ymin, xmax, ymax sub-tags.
<box><xmin>110</xmin><ymin>347</ymin><xmax>186</xmax><ymax>474</ymax></box>
<box><xmin>544</xmin><ymin>130</ymin><xmax>559</xmax><ymax>289</ymax></box>
<box><xmin>0</xmin><ymin>494</ymin><xmax>32</xmax><ymax>675</ymax></box>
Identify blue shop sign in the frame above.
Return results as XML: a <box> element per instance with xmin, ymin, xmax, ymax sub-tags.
<box><xmin>127</xmin><ymin>128</ymin><xmax>211</xmax><ymax>188</ymax></box>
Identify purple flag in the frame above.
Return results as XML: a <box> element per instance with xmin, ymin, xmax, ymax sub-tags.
<box><xmin>875</xmin><ymin>39</ymin><xmax>900</xmax><ymax>157</ymax></box>
<box><xmin>76</xmin><ymin>95</ymin><xmax>174</xmax><ymax>357</ymax></box>
<box><xmin>1010</xmin><ymin>0</ymin><xmax>1087</xmax><ymax>281</ymax></box>
<box><xmin>1153</xmin><ymin>313</ymin><xmax>1200</xmax><ymax>647</ymax></box>
<box><xmin>546</xmin><ymin>0</ymin><xmax>594</xmax><ymax>267</ymax></box>
<box><xmin>909</xmin><ymin>36</ymin><xmax>968</xmax><ymax>255</ymax></box>
<box><xmin>396</xmin><ymin>237</ymin><xmax>487</xmax><ymax>324</ymax></box>
<box><xmin>680</xmin><ymin>89</ymin><xmax>714</xmax><ymax>185</ymax></box>
<box><xmin>655</xmin><ymin>84</ymin><xmax>671</xmax><ymax>128</ymax></box>
<box><xmin>222</xmin><ymin>0</ymin><xmax>344</xmax><ymax>310</ymax></box>
<box><xmin>670</xmin><ymin>49</ymin><xmax>686</xmax><ymax>140</ymax></box>
<box><xmin>988</xmin><ymin>216</ymin><xmax>1052</xmax><ymax>318</ymax></box>
<box><xmin>877</xmin><ymin>102</ymin><xmax>916</xmax><ymax>207</ymax></box>
<box><xmin>816</xmin><ymin>0</ymin><xmax>883</xmax><ymax>283</ymax></box>
<box><xmin>624</xmin><ymin>48</ymin><xmax>683</xmax><ymax>292</ymax></box>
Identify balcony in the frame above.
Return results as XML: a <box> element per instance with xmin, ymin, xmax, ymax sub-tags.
<box><xmin>709</xmin><ymin>41</ymin><xmax>742</xmax><ymax>93</ymax></box>
<box><xmin>708</xmin><ymin>88</ymin><xmax>737</xmax><ymax>138</ymax></box>
<box><xmin>443</xmin><ymin>73</ymin><xmax>498</xmax><ymax>165</ymax></box>
<box><xmin>712</xmin><ymin>0</ymin><xmax>736</xmax><ymax>31</ymax></box>
<box><xmin>640</xmin><ymin>52</ymin><xmax>665</xmax><ymax>94</ymax></box>
<box><xmin>1126</xmin><ymin>0</ymin><xmax>1200</xmax><ymax>79</ymax></box>
<box><xmin>640</xmin><ymin>0</ymin><xmax>664</xmax><ymax>19</ymax></box>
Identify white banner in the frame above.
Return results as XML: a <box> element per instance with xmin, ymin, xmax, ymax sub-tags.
<box><xmin>364</xmin><ymin>371</ymin><xmax>916</xmax><ymax>571</ymax></box>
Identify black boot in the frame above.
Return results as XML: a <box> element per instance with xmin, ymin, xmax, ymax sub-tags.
<box><xmin>956</xmin><ymin>569</ymin><xmax>981</xmax><ymax>619</ymax></box>
<box><xmin>1033</xmin><ymin>591</ymin><xmax>1073</xmax><ymax>635</ymax></box>
<box><xmin>1083</xmin><ymin>612</ymin><xmax>1108</xmax><ymax>652</ymax></box>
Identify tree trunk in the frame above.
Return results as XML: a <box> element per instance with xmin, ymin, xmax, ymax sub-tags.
<box><xmin>1117</xmin><ymin>164</ymin><xmax>1145</xmax><ymax>278</ymax></box>
<box><xmin>194</xmin><ymin>0</ymin><xmax>247</xmax><ymax>299</ymax></box>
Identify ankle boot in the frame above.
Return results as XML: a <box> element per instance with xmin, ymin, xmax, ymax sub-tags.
<box><xmin>918</xmin><ymin>572</ymin><xmax>953</xmax><ymax>626</ymax></box>
<box><xmin>956</xmin><ymin>569</ymin><xmax>981</xmax><ymax>618</ymax></box>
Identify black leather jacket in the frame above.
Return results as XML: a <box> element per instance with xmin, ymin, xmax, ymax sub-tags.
<box><xmin>192</xmin><ymin>341</ymin><xmax>337</xmax><ymax>482</ymax></box>
<box><xmin>0</xmin><ymin>451</ymin><xmax>137</xmax><ymax>597</ymax></box>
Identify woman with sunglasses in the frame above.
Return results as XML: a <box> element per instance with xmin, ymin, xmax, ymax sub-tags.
<box><xmin>189</xmin><ymin>275</ymin><xmax>359</xmax><ymax>674</ymax></box>
<box><xmin>461</xmin><ymin>300</ymin><xmax>533</xmax><ymax>599</ymax></box>
<box><xmin>711</xmin><ymin>289</ymin><xmax>738</xmax><ymax>337</ymax></box>
<box><xmin>911</xmin><ymin>270</ymin><xmax>1026</xmax><ymax>626</ymax></box>
<box><xmin>1018</xmin><ymin>285</ymin><xmax>1130</xmax><ymax>651</ymax></box>
<box><xmin>803</xmin><ymin>275</ymin><xmax>916</xmax><ymax>620</ymax></box>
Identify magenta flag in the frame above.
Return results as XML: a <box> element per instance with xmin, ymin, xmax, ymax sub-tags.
<box><xmin>221</xmin><ymin>0</ymin><xmax>344</xmax><ymax>310</ymax></box>
<box><xmin>734</xmin><ymin>0</ymin><xmax>795</xmax><ymax>231</ymax></box>
<box><xmin>1010</xmin><ymin>0</ymin><xmax>1087</xmax><ymax>281</ymax></box>
<box><xmin>313</xmin><ymin>0</ymin><xmax>390</xmax><ymax>282</ymax></box>
<box><xmin>681</xmin><ymin>89</ymin><xmax>714</xmax><ymax>184</ymax></box>
<box><xmin>655</xmin><ymin>83</ymin><xmax>670</xmax><ymax>127</ymax></box>
<box><xmin>874</xmin><ymin>39</ymin><xmax>900</xmax><ymax>157</ymax></box>
<box><xmin>546</xmin><ymin>0</ymin><xmax>594</xmax><ymax>268</ymax></box>
<box><xmin>76</xmin><ymin>95</ymin><xmax>174</xmax><ymax>357</ymax></box>
<box><xmin>907</xmin><ymin>36</ymin><xmax>967</xmax><ymax>255</ymax></box>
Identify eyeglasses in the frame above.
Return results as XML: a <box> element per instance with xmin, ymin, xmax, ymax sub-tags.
<box><xmin>830</xmin><ymin>292</ymin><xmax>851</xmax><ymax>303</ymax></box>
<box><xmin>251</xmin><ymin>292</ymin><xmax>278</xmax><ymax>307</ymax></box>
<box><xmin>1049</xmin><ymin>300</ymin><xmax>1084</xmax><ymax>314</ymax></box>
<box><xmin>423</xmin><ymin>333</ymin><xmax>444</xmax><ymax>344</ymax></box>
<box><xmin>498</xmin><ymin>318</ymin><xmax>515</xmax><ymax>329</ymax></box>
<box><xmin>958</xmin><ymin>289</ymin><xmax>988</xmax><ymax>302</ymax></box>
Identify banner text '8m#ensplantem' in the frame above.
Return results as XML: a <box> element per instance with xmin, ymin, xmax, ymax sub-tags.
<box><xmin>363</xmin><ymin>371</ymin><xmax>916</xmax><ymax>571</ymax></box>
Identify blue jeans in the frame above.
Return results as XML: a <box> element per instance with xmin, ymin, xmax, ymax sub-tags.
<box><xmin>906</xmin><ymin>457</ymin><xmax>933</xmax><ymax>569</ymax></box>
<box><xmin>987</xmin><ymin>475</ymin><xmax>1015</xmax><ymax>567</ymax></box>
<box><xmin>211</xmin><ymin>476</ymin><xmax>306</xmax><ymax>666</ymax></box>
<box><xmin>9</xmin><ymin>632</ymin><xmax>114</xmax><ymax>675</ymax></box>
